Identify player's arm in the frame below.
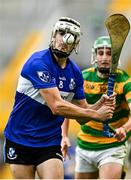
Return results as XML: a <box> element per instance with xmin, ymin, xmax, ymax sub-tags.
<box><xmin>61</xmin><ymin>119</ymin><xmax>71</xmax><ymax>160</ymax></box>
<box><xmin>121</xmin><ymin>103</ymin><xmax>131</xmax><ymax>133</ymax></box>
<box><xmin>62</xmin><ymin>118</ymin><xmax>70</xmax><ymax>137</ymax></box>
<box><xmin>69</xmin><ymin>99</ymin><xmax>90</xmax><ymax>124</ymax></box>
<box><xmin>114</xmin><ymin>103</ymin><xmax>131</xmax><ymax>142</ymax></box>
<box><xmin>72</xmin><ymin>98</ymin><xmax>89</xmax><ymax>108</ymax></box>
<box><xmin>73</xmin><ymin>93</ymin><xmax>116</xmax><ymax>110</ymax></box>
<box><xmin>86</xmin><ymin>93</ymin><xmax>116</xmax><ymax>110</ymax></box>
<box><xmin>39</xmin><ymin>87</ymin><xmax>114</xmax><ymax>123</ymax></box>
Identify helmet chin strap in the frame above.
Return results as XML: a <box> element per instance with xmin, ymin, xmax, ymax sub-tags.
<box><xmin>51</xmin><ymin>48</ymin><xmax>70</xmax><ymax>58</ymax></box>
<box><xmin>50</xmin><ymin>43</ymin><xmax>74</xmax><ymax>58</ymax></box>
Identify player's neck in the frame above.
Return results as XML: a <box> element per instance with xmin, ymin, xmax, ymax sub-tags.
<box><xmin>54</xmin><ymin>54</ymin><xmax>67</xmax><ymax>68</ymax></box>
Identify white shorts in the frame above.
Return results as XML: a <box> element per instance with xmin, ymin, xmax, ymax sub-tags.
<box><xmin>75</xmin><ymin>145</ymin><xmax>127</xmax><ymax>173</ymax></box>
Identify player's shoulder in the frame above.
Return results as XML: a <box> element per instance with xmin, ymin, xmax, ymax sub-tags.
<box><xmin>24</xmin><ymin>49</ymin><xmax>50</xmax><ymax>67</ymax></box>
<box><xmin>28</xmin><ymin>48</ymin><xmax>50</xmax><ymax>63</ymax></box>
<box><xmin>116</xmin><ymin>68</ymin><xmax>129</xmax><ymax>76</ymax></box>
<box><xmin>116</xmin><ymin>68</ymin><xmax>130</xmax><ymax>81</ymax></box>
<box><xmin>82</xmin><ymin>67</ymin><xmax>95</xmax><ymax>74</ymax></box>
<box><xmin>21</xmin><ymin>49</ymin><xmax>51</xmax><ymax>77</ymax></box>
<box><xmin>82</xmin><ymin>67</ymin><xmax>96</xmax><ymax>80</ymax></box>
<box><xmin>69</xmin><ymin>57</ymin><xmax>82</xmax><ymax>73</ymax></box>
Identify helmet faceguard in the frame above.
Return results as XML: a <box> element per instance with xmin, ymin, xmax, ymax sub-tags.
<box><xmin>91</xmin><ymin>36</ymin><xmax>112</xmax><ymax>74</ymax></box>
<box><xmin>91</xmin><ymin>36</ymin><xmax>111</xmax><ymax>65</ymax></box>
<box><xmin>50</xmin><ymin>17</ymin><xmax>81</xmax><ymax>58</ymax></box>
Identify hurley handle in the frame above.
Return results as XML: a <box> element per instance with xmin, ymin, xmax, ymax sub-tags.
<box><xmin>103</xmin><ymin>73</ymin><xmax>117</xmax><ymax>137</ymax></box>
<box><xmin>107</xmin><ymin>74</ymin><xmax>117</xmax><ymax>96</ymax></box>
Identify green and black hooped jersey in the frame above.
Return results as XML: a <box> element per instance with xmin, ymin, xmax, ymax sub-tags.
<box><xmin>77</xmin><ymin>67</ymin><xmax>131</xmax><ymax>150</ymax></box>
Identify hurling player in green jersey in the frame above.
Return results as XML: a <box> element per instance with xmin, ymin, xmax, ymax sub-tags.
<box><xmin>73</xmin><ymin>36</ymin><xmax>131</xmax><ymax>179</ymax></box>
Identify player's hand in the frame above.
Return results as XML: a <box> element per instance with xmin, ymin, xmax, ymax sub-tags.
<box><xmin>61</xmin><ymin>136</ymin><xmax>71</xmax><ymax>161</ymax></box>
<box><xmin>97</xmin><ymin>105</ymin><xmax>115</xmax><ymax>121</ymax></box>
<box><xmin>114</xmin><ymin>127</ymin><xmax>127</xmax><ymax>142</ymax></box>
<box><xmin>101</xmin><ymin>92</ymin><xmax>117</xmax><ymax>107</ymax></box>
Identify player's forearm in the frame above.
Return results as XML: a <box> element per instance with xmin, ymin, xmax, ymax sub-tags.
<box><xmin>88</xmin><ymin>98</ymin><xmax>104</xmax><ymax>110</ymax></box>
<box><xmin>61</xmin><ymin>118</ymin><xmax>69</xmax><ymax>137</ymax></box>
<box><xmin>89</xmin><ymin>93</ymin><xmax>117</xmax><ymax>110</ymax></box>
<box><xmin>53</xmin><ymin>99</ymin><xmax>100</xmax><ymax>122</ymax></box>
<box><xmin>122</xmin><ymin>116</ymin><xmax>131</xmax><ymax>133</ymax></box>
<box><xmin>123</xmin><ymin>104</ymin><xmax>131</xmax><ymax>133</ymax></box>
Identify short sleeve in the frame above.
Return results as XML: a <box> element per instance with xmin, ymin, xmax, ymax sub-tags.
<box><xmin>21</xmin><ymin>57</ymin><xmax>56</xmax><ymax>89</ymax></box>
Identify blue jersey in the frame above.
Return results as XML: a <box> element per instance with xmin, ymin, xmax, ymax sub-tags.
<box><xmin>4</xmin><ymin>48</ymin><xmax>85</xmax><ymax>147</ymax></box>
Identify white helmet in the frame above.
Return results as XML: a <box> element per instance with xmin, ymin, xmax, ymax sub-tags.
<box><xmin>50</xmin><ymin>17</ymin><xmax>81</xmax><ymax>57</ymax></box>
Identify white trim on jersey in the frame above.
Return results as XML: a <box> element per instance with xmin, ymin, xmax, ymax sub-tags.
<box><xmin>17</xmin><ymin>75</ymin><xmax>46</xmax><ymax>105</ymax></box>
<box><xmin>17</xmin><ymin>75</ymin><xmax>75</xmax><ymax>105</ymax></box>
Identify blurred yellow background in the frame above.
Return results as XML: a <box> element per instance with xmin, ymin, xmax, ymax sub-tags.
<box><xmin>0</xmin><ymin>0</ymin><xmax>131</xmax><ymax>178</ymax></box>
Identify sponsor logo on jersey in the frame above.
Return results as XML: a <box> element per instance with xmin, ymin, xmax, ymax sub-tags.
<box><xmin>59</xmin><ymin>76</ymin><xmax>66</xmax><ymax>81</ymax></box>
<box><xmin>60</xmin><ymin>91</ymin><xmax>74</xmax><ymax>101</ymax></box>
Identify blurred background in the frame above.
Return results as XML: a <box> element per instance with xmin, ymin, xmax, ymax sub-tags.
<box><xmin>0</xmin><ymin>0</ymin><xmax>131</xmax><ymax>178</ymax></box>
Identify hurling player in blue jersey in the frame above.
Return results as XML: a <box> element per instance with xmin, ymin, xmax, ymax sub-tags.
<box><xmin>4</xmin><ymin>17</ymin><xmax>115</xmax><ymax>179</ymax></box>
